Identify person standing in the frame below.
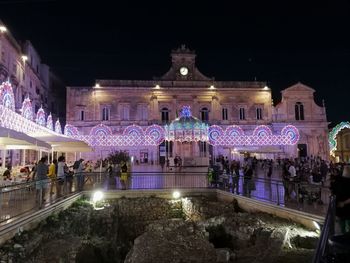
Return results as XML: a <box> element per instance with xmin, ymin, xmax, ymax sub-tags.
<box><xmin>35</xmin><ymin>157</ymin><xmax>49</xmax><ymax>207</ymax></box>
<box><xmin>331</xmin><ymin>163</ymin><xmax>350</xmax><ymax>234</ymax></box>
<box><xmin>76</xmin><ymin>159</ymin><xmax>85</xmax><ymax>191</ymax></box>
<box><xmin>120</xmin><ymin>162</ymin><xmax>128</xmax><ymax>190</ymax></box>
<box><xmin>48</xmin><ymin>159</ymin><xmax>57</xmax><ymax>195</ymax></box>
<box><xmin>56</xmin><ymin>156</ymin><xmax>66</xmax><ymax>197</ymax></box>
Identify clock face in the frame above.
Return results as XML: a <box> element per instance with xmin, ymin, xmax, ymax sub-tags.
<box><xmin>179</xmin><ymin>67</ymin><xmax>188</xmax><ymax>76</ymax></box>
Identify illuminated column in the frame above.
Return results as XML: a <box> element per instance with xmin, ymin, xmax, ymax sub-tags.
<box><xmin>22</xmin><ymin>149</ymin><xmax>26</xmax><ymax>166</ymax></box>
<box><xmin>74</xmin><ymin>152</ymin><xmax>77</xmax><ymax>161</ymax></box>
<box><xmin>1</xmin><ymin>150</ymin><xmax>6</xmax><ymax>168</ymax></box>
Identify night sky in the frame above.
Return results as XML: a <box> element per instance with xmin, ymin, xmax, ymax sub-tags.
<box><xmin>1</xmin><ymin>0</ymin><xmax>350</xmax><ymax>126</ymax></box>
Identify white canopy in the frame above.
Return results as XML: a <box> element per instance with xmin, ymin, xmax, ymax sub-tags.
<box><xmin>32</xmin><ymin>134</ymin><xmax>92</xmax><ymax>152</ymax></box>
<box><xmin>0</xmin><ymin>127</ymin><xmax>51</xmax><ymax>150</ymax></box>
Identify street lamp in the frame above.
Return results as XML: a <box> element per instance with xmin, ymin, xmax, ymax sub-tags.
<box><xmin>209</xmin><ymin>85</ymin><xmax>215</xmax><ymax>90</ymax></box>
<box><xmin>0</xmin><ymin>26</ymin><xmax>7</xmax><ymax>33</ymax></box>
<box><xmin>21</xmin><ymin>55</ymin><xmax>28</xmax><ymax>63</ymax></box>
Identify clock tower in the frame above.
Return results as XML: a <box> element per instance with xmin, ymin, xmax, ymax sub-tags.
<box><xmin>160</xmin><ymin>45</ymin><xmax>210</xmax><ymax>81</ymax></box>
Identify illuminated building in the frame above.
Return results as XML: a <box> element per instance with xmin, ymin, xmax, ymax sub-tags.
<box><xmin>66</xmin><ymin>46</ymin><xmax>329</xmax><ymax>163</ymax></box>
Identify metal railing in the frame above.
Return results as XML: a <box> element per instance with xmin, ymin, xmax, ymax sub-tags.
<box><xmin>312</xmin><ymin>195</ymin><xmax>336</xmax><ymax>263</ymax></box>
<box><xmin>1</xmin><ymin>170</ymin><xmax>330</xmax><ymax>224</ymax></box>
<box><xmin>0</xmin><ymin>172</ymin><xmax>209</xmax><ymax>223</ymax></box>
<box><xmin>213</xmin><ymin>174</ymin><xmax>329</xmax><ymax>215</ymax></box>
<box><xmin>0</xmin><ymin>172</ymin><xmax>107</xmax><ymax>224</ymax></box>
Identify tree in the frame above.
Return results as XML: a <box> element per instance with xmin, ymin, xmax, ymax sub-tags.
<box><xmin>107</xmin><ymin>150</ymin><xmax>130</xmax><ymax>165</ymax></box>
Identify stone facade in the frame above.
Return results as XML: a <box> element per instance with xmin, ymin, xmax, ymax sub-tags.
<box><xmin>0</xmin><ymin>20</ymin><xmax>65</xmax><ymax>166</ymax></box>
<box><xmin>66</xmin><ymin>46</ymin><xmax>329</xmax><ymax>161</ymax></box>
<box><xmin>0</xmin><ymin>20</ymin><xmax>64</xmax><ymax>119</ymax></box>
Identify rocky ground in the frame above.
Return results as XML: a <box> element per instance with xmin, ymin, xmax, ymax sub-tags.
<box><xmin>0</xmin><ymin>196</ymin><xmax>318</xmax><ymax>263</ymax></box>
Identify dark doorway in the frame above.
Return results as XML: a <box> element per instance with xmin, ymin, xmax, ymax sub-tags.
<box><xmin>298</xmin><ymin>144</ymin><xmax>307</xmax><ymax>157</ymax></box>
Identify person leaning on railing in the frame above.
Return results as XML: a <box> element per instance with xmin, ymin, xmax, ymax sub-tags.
<box><xmin>56</xmin><ymin>156</ymin><xmax>66</xmax><ymax>197</ymax></box>
<box><xmin>35</xmin><ymin>157</ymin><xmax>49</xmax><ymax>207</ymax></box>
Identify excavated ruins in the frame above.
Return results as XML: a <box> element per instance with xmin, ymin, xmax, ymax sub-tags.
<box><xmin>0</xmin><ymin>196</ymin><xmax>318</xmax><ymax>263</ymax></box>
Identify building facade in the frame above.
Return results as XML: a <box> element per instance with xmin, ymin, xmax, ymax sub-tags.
<box><xmin>66</xmin><ymin>46</ymin><xmax>329</xmax><ymax>163</ymax></box>
<box><xmin>0</xmin><ymin>20</ymin><xmax>65</xmax><ymax>167</ymax></box>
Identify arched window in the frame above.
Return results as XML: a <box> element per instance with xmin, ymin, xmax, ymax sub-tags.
<box><xmin>295</xmin><ymin>102</ymin><xmax>304</xmax><ymax>120</ymax></box>
<box><xmin>161</xmin><ymin>107</ymin><xmax>169</xmax><ymax>123</ymax></box>
<box><xmin>102</xmin><ymin>107</ymin><xmax>109</xmax><ymax>121</ymax></box>
<box><xmin>200</xmin><ymin>107</ymin><xmax>209</xmax><ymax>122</ymax></box>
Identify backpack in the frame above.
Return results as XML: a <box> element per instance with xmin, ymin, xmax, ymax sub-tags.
<box><xmin>73</xmin><ymin>161</ymin><xmax>80</xmax><ymax>169</ymax></box>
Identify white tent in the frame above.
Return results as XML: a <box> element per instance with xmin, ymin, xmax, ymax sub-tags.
<box><xmin>31</xmin><ymin>134</ymin><xmax>92</xmax><ymax>153</ymax></box>
<box><xmin>0</xmin><ymin>127</ymin><xmax>51</xmax><ymax>150</ymax></box>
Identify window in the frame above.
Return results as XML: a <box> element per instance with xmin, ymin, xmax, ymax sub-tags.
<box><xmin>122</xmin><ymin>105</ymin><xmax>129</xmax><ymax>120</ymax></box>
<box><xmin>256</xmin><ymin>108</ymin><xmax>263</xmax><ymax>120</ymax></box>
<box><xmin>295</xmin><ymin>102</ymin><xmax>304</xmax><ymax>120</ymax></box>
<box><xmin>13</xmin><ymin>63</ymin><xmax>17</xmax><ymax>73</ymax></box>
<box><xmin>161</xmin><ymin>107</ymin><xmax>169</xmax><ymax>123</ymax></box>
<box><xmin>80</xmin><ymin>110</ymin><xmax>85</xmax><ymax>121</ymax></box>
<box><xmin>138</xmin><ymin>104</ymin><xmax>148</xmax><ymax>120</ymax></box>
<box><xmin>222</xmin><ymin>108</ymin><xmax>228</xmax><ymax>120</ymax></box>
<box><xmin>36</xmin><ymin>65</ymin><xmax>39</xmax><ymax>73</ymax></box>
<box><xmin>198</xmin><ymin>141</ymin><xmax>207</xmax><ymax>157</ymax></box>
<box><xmin>239</xmin><ymin>107</ymin><xmax>245</xmax><ymax>120</ymax></box>
<box><xmin>30</xmin><ymin>81</ymin><xmax>32</xmax><ymax>88</ymax></box>
<box><xmin>102</xmin><ymin>107</ymin><xmax>109</xmax><ymax>121</ymax></box>
<box><xmin>200</xmin><ymin>107</ymin><xmax>209</xmax><ymax>122</ymax></box>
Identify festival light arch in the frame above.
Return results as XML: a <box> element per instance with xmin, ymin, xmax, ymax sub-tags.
<box><xmin>0</xmin><ymin>80</ymin><xmax>15</xmax><ymax>111</ymax></box>
<box><xmin>329</xmin><ymin>122</ymin><xmax>350</xmax><ymax>156</ymax></box>
<box><xmin>89</xmin><ymin>123</ymin><xmax>113</xmax><ymax>136</ymax></box>
<box><xmin>46</xmin><ymin>113</ymin><xmax>53</xmax><ymax>130</ymax></box>
<box><xmin>64</xmin><ymin>124</ymin><xmax>80</xmax><ymax>136</ymax></box>
<box><xmin>35</xmin><ymin>107</ymin><xmax>46</xmax><ymax>126</ymax></box>
<box><xmin>55</xmin><ymin>119</ymin><xmax>62</xmax><ymax>134</ymax></box>
<box><xmin>21</xmin><ymin>97</ymin><xmax>34</xmax><ymax>121</ymax></box>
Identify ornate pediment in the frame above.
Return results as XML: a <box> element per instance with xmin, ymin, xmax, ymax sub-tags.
<box><xmin>283</xmin><ymin>82</ymin><xmax>315</xmax><ymax>93</ymax></box>
<box><xmin>160</xmin><ymin>45</ymin><xmax>211</xmax><ymax>81</ymax></box>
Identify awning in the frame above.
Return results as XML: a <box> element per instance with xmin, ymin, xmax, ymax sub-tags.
<box><xmin>0</xmin><ymin>127</ymin><xmax>51</xmax><ymax>150</ymax></box>
<box><xmin>33</xmin><ymin>135</ymin><xmax>92</xmax><ymax>152</ymax></box>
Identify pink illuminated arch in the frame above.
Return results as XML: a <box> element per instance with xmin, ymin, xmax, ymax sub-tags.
<box><xmin>253</xmin><ymin>125</ymin><xmax>273</xmax><ymax>136</ymax></box>
<box><xmin>90</xmin><ymin>123</ymin><xmax>112</xmax><ymax>136</ymax></box>
<box><xmin>35</xmin><ymin>107</ymin><xmax>46</xmax><ymax>126</ymax></box>
<box><xmin>123</xmin><ymin>125</ymin><xmax>145</xmax><ymax>136</ymax></box>
<box><xmin>0</xmin><ymin>80</ymin><xmax>15</xmax><ymax>111</ymax></box>
<box><xmin>64</xmin><ymin>124</ymin><xmax>80</xmax><ymax>136</ymax></box>
<box><xmin>46</xmin><ymin>113</ymin><xmax>53</xmax><ymax>130</ymax></box>
<box><xmin>55</xmin><ymin>119</ymin><xmax>62</xmax><ymax>134</ymax></box>
<box><xmin>225</xmin><ymin>125</ymin><xmax>244</xmax><ymax>136</ymax></box>
<box><xmin>21</xmin><ymin>97</ymin><xmax>34</xmax><ymax>121</ymax></box>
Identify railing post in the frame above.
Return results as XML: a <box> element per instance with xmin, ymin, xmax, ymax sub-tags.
<box><xmin>276</xmin><ymin>182</ymin><xmax>280</xmax><ymax>206</ymax></box>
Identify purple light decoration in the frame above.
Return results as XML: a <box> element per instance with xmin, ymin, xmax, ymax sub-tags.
<box><xmin>55</xmin><ymin>119</ymin><xmax>62</xmax><ymax>134</ymax></box>
<box><xmin>123</xmin><ymin>124</ymin><xmax>145</xmax><ymax>136</ymax></box>
<box><xmin>253</xmin><ymin>125</ymin><xmax>273</xmax><ymax>136</ymax></box>
<box><xmin>281</xmin><ymin>125</ymin><xmax>300</xmax><ymax>145</ymax></box>
<box><xmin>145</xmin><ymin>125</ymin><xmax>165</xmax><ymax>145</ymax></box>
<box><xmin>180</xmin><ymin>105</ymin><xmax>192</xmax><ymax>118</ymax></box>
<box><xmin>0</xmin><ymin>80</ymin><xmax>15</xmax><ymax>111</ymax></box>
<box><xmin>208</xmin><ymin>125</ymin><xmax>224</xmax><ymax>145</ymax></box>
<box><xmin>89</xmin><ymin>123</ymin><xmax>112</xmax><ymax>136</ymax></box>
<box><xmin>225</xmin><ymin>125</ymin><xmax>244</xmax><ymax>136</ymax></box>
<box><xmin>35</xmin><ymin>107</ymin><xmax>46</xmax><ymax>126</ymax></box>
<box><xmin>64</xmin><ymin>124</ymin><xmax>80</xmax><ymax>136</ymax></box>
<box><xmin>21</xmin><ymin>97</ymin><xmax>33</xmax><ymax>121</ymax></box>
<box><xmin>46</xmin><ymin>113</ymin><xmax>53</xmax><ymax>130</ymax></box>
